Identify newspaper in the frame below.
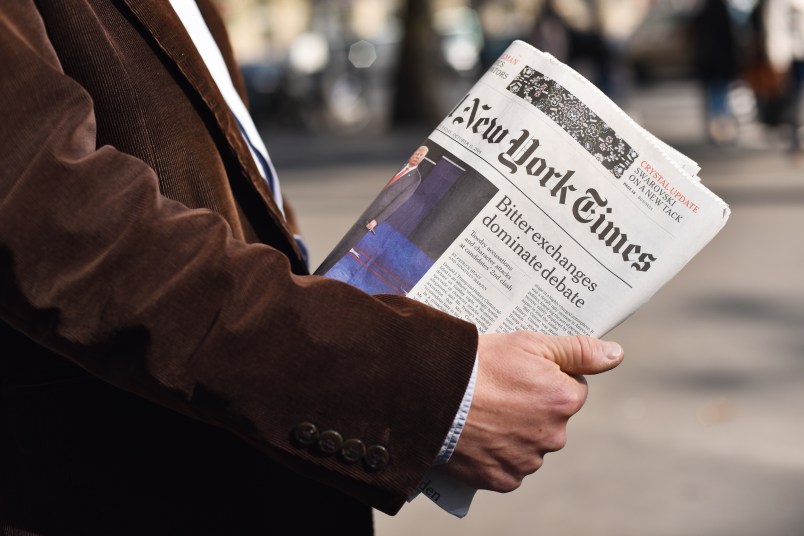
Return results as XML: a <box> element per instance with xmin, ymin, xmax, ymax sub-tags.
<box><xmin>313</xmin><ymin>40</ymin><xmax>730</xmax><ymax>517</ymax></box>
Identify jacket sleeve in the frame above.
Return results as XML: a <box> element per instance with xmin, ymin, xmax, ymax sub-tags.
<box><xmin>0</xmin><ymin>3</ymin><xmax>478</xmax><ymax>515</ymax></box>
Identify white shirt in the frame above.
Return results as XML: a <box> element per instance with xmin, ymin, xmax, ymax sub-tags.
<box><xmin>167</xmin><ymin>0</ymin><xmax>283</xmax><ymax>215</ymax></box>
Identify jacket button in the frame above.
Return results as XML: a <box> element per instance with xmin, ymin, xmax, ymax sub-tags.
<box><xmin>317</xmin><ymin>430</ymin><xmax>343</xmax><ymax>454</ymax></box>
<box><xmin>364</xmin><ymin>445</ymin><xmax>389</xmax><ymax>470</ymax></box>
<box><xmin>340</xmin><ymin>438</ymin><xmax>366</xmax><ymax>463</ymax></box>
<box><xmin>293</xmin><ymin>422</ymin><xmax>319</xmax><ymax>445</ymax></box>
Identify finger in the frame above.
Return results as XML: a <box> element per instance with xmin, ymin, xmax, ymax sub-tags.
<box><xmin>568</xmin><ymin>373</ymin><xmax>588</xmax><ymax>387</ymax></box>
<box><xmin>541</xmin><ymin>335</ymin><xmax>624</xmax><ymax>375</ymax></box>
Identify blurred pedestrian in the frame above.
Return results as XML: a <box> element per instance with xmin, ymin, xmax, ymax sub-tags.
<box><xmin>692</xmin><ymin>0</ymin><xmax>741</xmax><ymax>145</ymax></box>
<box><xmin>529</xmin><ymin>0</ymin><xmax>572</xmax><ymax>63</ymax></box>
<box><xmin>532</xmin><ymin>0</ymin><xmax>645</xmax><ymax>103</ymax></box>
<box><xmin>0</xmin><ymin>2</ymin><xmax>624</xmax><ymax>534</ymax></box>
<box><xmin>762</xmin><ymin>0</ymin><xmax>804</xmax><ymax>150</ymax></box>
<box><xmin>742</xmin><ymin>0</ymin><xmax>788</xmax><ymax>128</ymax></box>
<box><xmin>572</xmin><ymin>15</ymin><xmax>615</xmax><ymax>97</ymax></box>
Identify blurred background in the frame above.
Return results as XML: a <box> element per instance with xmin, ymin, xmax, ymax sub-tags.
<box><xmin>216</xmin><ymin>0</ymin><xmax>804</xmax><ymax>534</ymax></box>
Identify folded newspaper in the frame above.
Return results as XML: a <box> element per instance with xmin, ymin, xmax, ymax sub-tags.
<box><xmin>313</xmin><ymin>40</ymin><xmax>730</xmax><ymax>517</ymax></box>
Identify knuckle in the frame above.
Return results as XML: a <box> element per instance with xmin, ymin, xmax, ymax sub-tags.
<box><xmin>486</xmin><ymin>458</ymin><xmax>546</xmax><ymax>493</ymax></box>
<box><xmin>571</xmin><ymin>387</ymin><xmax>588</xmax><ymax>410</ymax></box>
<box><xmin>560</xmin><ymin>383</ymin><xmax>588</xmax><ymax>414</ymax></box>
<box><xmin>573</xmin><ymin>334</ymin><xmax>594</xmax><ymax>368</ymax></box>
<box><xmin>524</xmin><ymin>455</ymin><xmax>544</xmax><ymax>474</ymax></box>
<box><xmin>491</xmin><ymin>474</ymin><xmax>523</xmax><ymax>494</ymax></box>
<box><xmin>543</xmin><ymin>430</ymin><xmax>567</xmax><ymax>453</ymax></box>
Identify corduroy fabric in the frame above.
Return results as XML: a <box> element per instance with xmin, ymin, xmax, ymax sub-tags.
<box><xmin>0</xmin><ymin>1</ymin><xmax>478</xmax><ymax>534</ymax></box>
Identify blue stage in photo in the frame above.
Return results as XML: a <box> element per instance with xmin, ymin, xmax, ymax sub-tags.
<box><xmin>325</xmin><ymin>223</ymin><xmax>435</xmax><ymax>296</ymax></box>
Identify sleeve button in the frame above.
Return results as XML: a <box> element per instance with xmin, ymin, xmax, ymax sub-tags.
<box><xmin>317</xmin><ymin>430</ymin><xmax>343</xmax><ymax>454</ymax></box>
<box><xmin>293</xmin><ymin>422</ymin><xmax>319</xmax><ymax>445</ymax></box>
<box><xmin>364</xmin><ymin>445</ymin><xmax>389</xmax><ymax>470</ymax></box>
<box><xmin>340</xmin><ymin>438</ymin><xmax>366</xmax><ymax>463</ymax></box>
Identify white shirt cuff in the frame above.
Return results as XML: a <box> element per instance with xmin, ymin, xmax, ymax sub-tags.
<box><xmin>434</xmin><ymin>352</ymin><xmax>478</xmax><ymax>465</ymax></box>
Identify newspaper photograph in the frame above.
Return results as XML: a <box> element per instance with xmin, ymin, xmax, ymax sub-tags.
<box><xmin>313</xmin><ymin>40</ymin><xmax>731</xmax><ymax>516</ymax></box>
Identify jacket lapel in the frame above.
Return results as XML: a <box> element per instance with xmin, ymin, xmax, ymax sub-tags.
<box><xmin>119</xmin><ymin>0</ymin><xmax>305</xmax><ymax>266</ymax></box>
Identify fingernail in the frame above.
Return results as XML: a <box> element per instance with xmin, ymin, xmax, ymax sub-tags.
<box><xmin>602</xmin><ymin>341</ymin><xmax>623</xmax><ymax>360</ymax></box>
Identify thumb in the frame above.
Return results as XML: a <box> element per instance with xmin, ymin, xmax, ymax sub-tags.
<box><xmin>540</xmin><ymin>334</ymin><xmax>624</xmax><ymax>375</ymax></box>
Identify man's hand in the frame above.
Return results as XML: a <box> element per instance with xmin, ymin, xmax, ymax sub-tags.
<box><xmin>442</xmin><ymin>331</ymin><xmax>624</xmax><ymax>492</ymax></box>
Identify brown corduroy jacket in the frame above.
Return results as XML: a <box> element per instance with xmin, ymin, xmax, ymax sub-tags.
<box><xmin>0</xmin><ymin>1</ymin><xmax>477</xmax><ymax>534</ymax></box>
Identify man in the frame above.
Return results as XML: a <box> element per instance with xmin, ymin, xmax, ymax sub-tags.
<box><xmin>365</xmin><ymin>145</ymin><xmax>429</xmax><ymax>232</ymax></box>
<box><xmin>0</xmin><ymin>2</ymin><xmax>624</xmax><ymax>535</ymax></box>
<box><xmin>315</xmin><ymin>145</ymin><xmax>428</xmax><ymax>276</ymax></box>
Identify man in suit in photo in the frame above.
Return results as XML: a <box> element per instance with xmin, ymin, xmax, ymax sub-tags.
<box><xmin>315</xmin><ymin>145</ymin><xmax>429</xmax><ymax>276</ymax></box>
<box><xmin>364</xmin><ymin>145</ymin><xmax>430</xmax><ymax>232</ymax></box>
